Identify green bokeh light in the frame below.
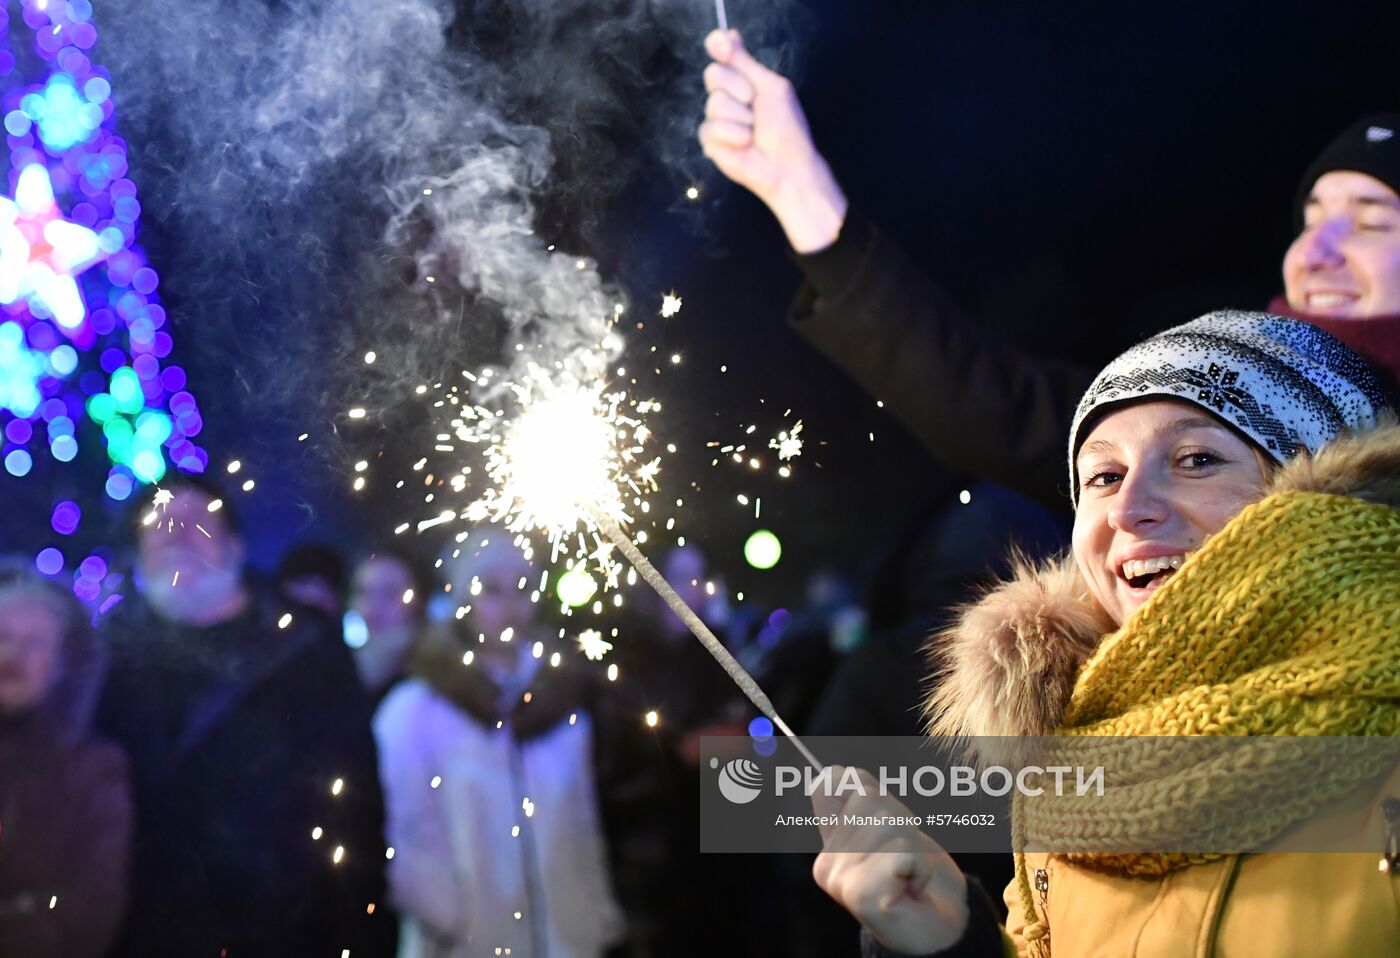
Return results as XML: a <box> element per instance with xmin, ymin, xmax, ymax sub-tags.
<box><xmin>109</xmin><ymin>367</ymin><xmax>143</xmax><ymax>414</ymax></box>
<box><xmin>555</xmin><ymin>567</ymin><xmax>599</xmax><ymax>608</ymax></box>
<box><xmin>744</xmin><ymin>530</ymin><xmax>782</xmax><ymax>570</ymax></box>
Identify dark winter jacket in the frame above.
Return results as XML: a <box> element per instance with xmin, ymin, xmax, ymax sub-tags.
<box><xmin>96</xmin><ymin>587</ymin><xmax>396</xmax><ymax>958</ymax></box>
<box><xmin>791</xmin><ymin>211</ymin><xmax>1093</xmax><ymax>510</ymax></box>
<box><xmin>792</xmin><ymin>213</ymin><xmax>1400</xmax><ymax>510</ymax></box>
<box><xmin>0</xmin><ymin>591</ymin><xmax>132</xmax><ymax>958</ymax></box>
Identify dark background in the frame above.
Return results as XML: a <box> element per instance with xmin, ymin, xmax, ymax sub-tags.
<box><xmin>5</xmin><ymin>0</ymin><xmax>1400</xmax><ymax>608</ymax></box>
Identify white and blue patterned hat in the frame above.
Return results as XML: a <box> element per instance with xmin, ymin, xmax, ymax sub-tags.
<box><xmin>1068</xmin><ymin>310</ymin><xmax>1391</xmax><ymax>505</ymax></box>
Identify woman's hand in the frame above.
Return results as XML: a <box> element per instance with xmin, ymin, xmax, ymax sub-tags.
<box><xmin>699</xmin><ymin>30</ymin><xmax>848</xmax><ymax>254</ymax></box>
<box><xmin>812</xmin><ymin>768</ymin><xmax>970</xmax><ymax>955</ymax></box>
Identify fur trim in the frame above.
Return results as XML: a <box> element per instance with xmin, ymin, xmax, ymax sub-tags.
<box><xmin>1268</xmin><ymin>413</ymin><xmax>1400</xmax><ymax>510</ymax></box>
<box><xmin>924</xmin><ymin>419</ymin><xmax>1400</xmax><ymax>745</ymax></box>
<box><xmin>923</xmin><ymin>553</ymin><xmax>1108</xmax><ymax>745</ymax></box>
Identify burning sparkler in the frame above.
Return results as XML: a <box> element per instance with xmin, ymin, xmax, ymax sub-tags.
<box><xmin>457</xmin><ymin>356</ymin><xmax>819</xmax><ymax>770</ymax></box>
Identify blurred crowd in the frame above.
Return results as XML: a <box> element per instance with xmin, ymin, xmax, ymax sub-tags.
<box><xmin>0</xmin><ymin>459</ymin><xmax>1067</xmax><ymax>958</ymax></box>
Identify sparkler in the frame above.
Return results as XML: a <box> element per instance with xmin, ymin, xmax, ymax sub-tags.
<box><xmin>714</xmin><ymin>0</ymin><xmax>729</xmax><ymax>32</ymax></box>
<box><xmin>459</xmin><ymin>357</ymin><xmax>819</xmax><ymax>769</ymax></box>
<box><xmin>586</xmin><ymin>501</ymin><xmax>819</xmax><ymax>769</ymax></box>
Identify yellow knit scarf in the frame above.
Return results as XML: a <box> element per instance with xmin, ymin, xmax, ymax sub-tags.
<box><xmin>1012</xmin><ymin>488</ymin><xmax>1400</xmax><ymax>951</ymax></box>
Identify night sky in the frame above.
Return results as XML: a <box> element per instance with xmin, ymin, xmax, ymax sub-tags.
<box><xmin>5</xmin><ymin>0</ymin><xmax>1399</xmax><ymax>608</ymax></box>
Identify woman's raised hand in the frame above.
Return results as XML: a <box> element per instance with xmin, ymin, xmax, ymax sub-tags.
<box><xmin>812</xmin><ymin>768</ymin><xmax>971</xmax><ymax>955</ymax></box>
<box><xmin>699</xmin><ymin>29</ymin><xmax>848</xmax><ymax>253</ymax></box>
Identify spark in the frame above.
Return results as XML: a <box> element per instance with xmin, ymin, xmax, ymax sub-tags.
<box><xmin>660</xmin><ymin>292</ymin><xmax>683</xmax><ymax>318</ymax></box>
<box><xmin>685</xmin><ymin>185</ymin><xmax>700</xmax><ymax>201</ymax></box>
<box><xmin>227</xmin><ymin>460</ymin><xmax>241</xmax><ymax>474</ymax></box>
<box><xmin>151</xmin><ymin>488</ymin><xmax>174</xmax><ymax>510</ymax></box>
<box><xmin>206</xmin><ymin>498</ymin><xmax>223</xmax><ymax>512</ymax></box>
<box><xmin>771</xmin><ymin>419</ymin><xmax>804</xmax><ymax>461</ymax></box>
<box><xmin>348</xmin><ymin>408</ymin><xmax>366</xmax><ymax>419</ymax></box>
<box><xmin>462</xmin><ymin>368</ymin><xmax>657</xmax><ymax>571</ymax></box>
<box><xmin>416</xmin><ymin>510</ymin><xmax>456</xmax><ymax>532</ymax></box>
<box><xmin>578</xmin><ymin>629</ymin><xmax>613</xmax><ymax>661</ymax></box>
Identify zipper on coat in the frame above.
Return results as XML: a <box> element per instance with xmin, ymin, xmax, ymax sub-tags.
<box><xmin>1030</xmin><ymin>867</ymin><xmax>1051</xmax><ymax>958</ymax></box>
<box><xmin>1381</xmin><ymin>797</ymin><xmax>1400</xmax><ymax>875</ymax></box>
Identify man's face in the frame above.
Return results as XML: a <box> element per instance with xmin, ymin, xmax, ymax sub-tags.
<box><xmin>350</xmin><ymin>556</ymin><xmax>418</xmax><ymax>637</ymax></box>
<box><xmin>137</xmin><ymin>485</ymin><xmax>246</xmax><ymax>624</ymax></box>
<box><xmin>1283</xmin><ymin>170</ymin><xmax>1400</xmax><ymax>319</ymax></box>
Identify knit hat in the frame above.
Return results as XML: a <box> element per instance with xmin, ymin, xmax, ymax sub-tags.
<box><xmin>1294</xmin><ymin>113</ymin><xmax>1400</xmax><ymax>228</ymax></box>
<box><xmin>1068</xmin><ymin>310</ymin><xmax>1390</xmax><ymax>504</ymax></box>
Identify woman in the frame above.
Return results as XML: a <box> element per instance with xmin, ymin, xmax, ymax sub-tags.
<box><xmin>374</xmin><ymin>535</ymin><xmax>624</xmax><ymax>958</ymax></box>
<box><xmin>813</xmin><ymin>310</ymin><xmax>1400</xmax><ymax>956</ymax></box>
<box><xmin>0</xmin><ymin>559</ymin><xmax>132</xmax><ymax>958</ymax></box>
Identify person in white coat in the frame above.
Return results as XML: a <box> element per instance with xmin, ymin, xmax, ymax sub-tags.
<box><xmin>374</xmin><ymin>535</ymin><xmax>624</xmax><ymax>958</ymax></box>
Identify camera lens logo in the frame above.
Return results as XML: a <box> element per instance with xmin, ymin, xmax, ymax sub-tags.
<box><xmin>712</xmin><ymin>757</ymin><xmax>764</xmax><ymax>804</ymax></box>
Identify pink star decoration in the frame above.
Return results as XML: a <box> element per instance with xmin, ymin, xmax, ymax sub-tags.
<box><xmin>0</xmin><ymin>164</ymin><xmax>107</xmax><ymax>330</ymax></box>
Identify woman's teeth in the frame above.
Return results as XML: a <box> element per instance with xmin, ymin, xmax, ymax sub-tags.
<box><xmin>1121</xmin><ymin>554</ymin><xmax>1184</xmax><ymax>582</ymax></box>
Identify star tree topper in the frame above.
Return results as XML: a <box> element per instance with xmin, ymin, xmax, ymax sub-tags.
<box><xmin>0</xmin><ymin>164</ymin><xmax>107</xmax><ymax>331</ymax></box>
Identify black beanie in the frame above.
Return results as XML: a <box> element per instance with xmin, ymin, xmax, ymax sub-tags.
<box><xmin>1295</xmin><ymin>113</ymin><xmax>1400</xmax><ymax>228</ymax></box>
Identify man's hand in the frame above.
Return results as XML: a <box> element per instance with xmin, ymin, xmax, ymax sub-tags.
<box><xmin>699</xmin><ymin>30</ymin><xmax>848</xmax><ymax>254</ymax></box>
<box><xmin>812</xmin><ymin>768</ymin><xmax>970</xmax><ymax>955</ymax></box>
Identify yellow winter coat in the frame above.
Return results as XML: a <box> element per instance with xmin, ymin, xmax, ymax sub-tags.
<box><xmin>928</xmin><ymin>422</ymin><xmax>1400</xmax><ymax>957</ymax></box>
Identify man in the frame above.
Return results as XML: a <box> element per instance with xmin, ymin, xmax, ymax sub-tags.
<box><xmin>698</xmin><ymin>30</ymin><xmax>1400</xmax><ymax>507</ymax></box>
<box><xmin>97</xmin><ymin>477</ymin><xmax>395</xmax><ymax>958</ymax></box>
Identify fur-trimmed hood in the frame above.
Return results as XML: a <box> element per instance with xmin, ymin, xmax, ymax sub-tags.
<box><xmin>924</xmin><ymin>419</ymin><xmax>1400</xmax><ymax>743</ymax></box>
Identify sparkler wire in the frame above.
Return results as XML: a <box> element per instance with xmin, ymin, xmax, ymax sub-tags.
<box><xmin>585</xmin><ymin>502</ymin><xmax>820</xmax><ymax>770</ymax></box>
<box><xmin>714</xmin><ymin>0</ymin><xmax>729</xmax><ymax>32</ymax></box>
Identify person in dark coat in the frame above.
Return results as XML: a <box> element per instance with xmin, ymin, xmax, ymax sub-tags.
<box><xmin>0</xmin><ymin>558</ymin><xmax>132</xmax><ymax>958</ymax></box>
<box><xmin>96</xmin><ymin>478</ymin><xmax>395</xmax><ymax>958</ymax></box>
<box><xmin>698</xmin><ymin>32</ymin><xmax>1400</xmax><ymax>509</ymax></box>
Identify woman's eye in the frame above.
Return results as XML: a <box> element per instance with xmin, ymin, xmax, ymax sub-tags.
<box><xmin>1358</xmin><ymin>222</ymin><xmax>1396</xmax><ymax>233</ymax></box>
<box><xmin>1083</xmin><ymin>470</ymin><xmax>1121</xmax><ymax>489</ymax></box>
<box><xmin>1178</xmin><ymin>451</ymin><xmax>1222</xmax><ymax>470</ymax></box>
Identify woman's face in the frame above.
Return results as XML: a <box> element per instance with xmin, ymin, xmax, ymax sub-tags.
<box><xmin>0</xmin><ymin>591</ymin><xmax>66</xmax><ymax>716</ymax></box>
<box><xmin>1072</xmin><ymin>401</ymin><xmax>1267</xmax><ymax>627</ymax></box>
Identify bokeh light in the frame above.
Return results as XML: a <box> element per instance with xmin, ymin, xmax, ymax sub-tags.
<box><xmin>555</xmin><ymin>566</ymin><xmax>599</xmax><ymax>608</ymax></box>
<box><xmin>743</xmin><ymin>529</ymin><xmax>782</xmax><ymax>570</ymax></box>
<box><xmin>50</xmin><ymin>499</ymin><xmax>80</xmax><ymax>534</ymax></box>
<box><xmin>34</xmin><ymin>546</ymin><xmax>63</xmax><ymax>576</ymax></box>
